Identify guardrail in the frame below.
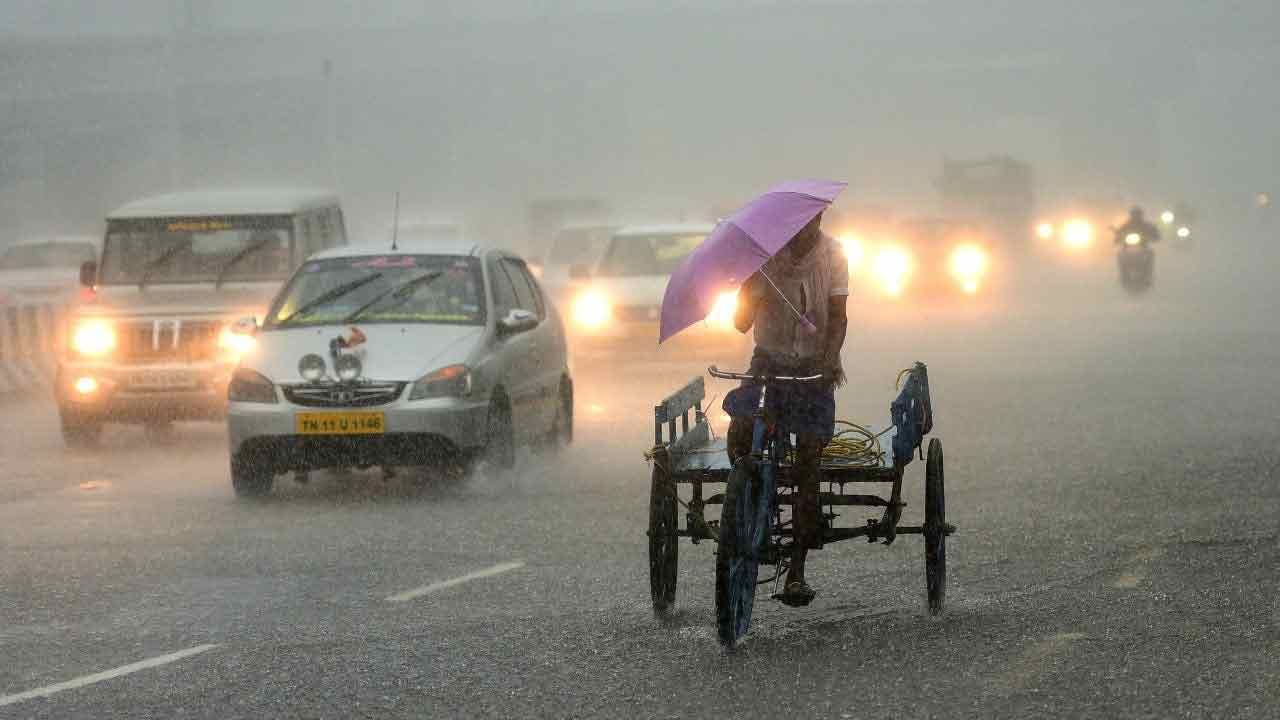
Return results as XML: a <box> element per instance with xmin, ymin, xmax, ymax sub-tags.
<box><xmin>0</xmin><ymin>301</ymin><xmax>66</xmax><ymax>397</ymax></box>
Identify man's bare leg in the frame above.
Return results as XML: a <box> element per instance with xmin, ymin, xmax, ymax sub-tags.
<box><xmin>783</xmin><ymin>433</ymin><xmax>823</xmax><ymax>601</ymax></box>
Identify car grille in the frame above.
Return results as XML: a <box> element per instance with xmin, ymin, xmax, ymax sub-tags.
<box><xmin>118</xmin><ymin>319</ymin><xmax>220</xmax><ymax>363</ymax></box>
<box><xmin>283</xmin><ymin>382</ymin><xmax>406</xmax><ymax>408</ymax></box>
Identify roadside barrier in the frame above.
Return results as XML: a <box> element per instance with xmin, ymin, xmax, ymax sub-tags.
<box><xmin>0</xmin><ymin>301</ymin><xmax>64</xmax><ymax>397</ymax></box>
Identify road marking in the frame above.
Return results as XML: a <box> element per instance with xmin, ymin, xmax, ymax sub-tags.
<box><xmin>0</xmin><ymin>644</ymin><xmax>219</xmax><ymax>707</ymax></box>
<box><xmin>386</xmin><ymin>561</ymin><xmax>525</xmax><ymax>603</ymax></box>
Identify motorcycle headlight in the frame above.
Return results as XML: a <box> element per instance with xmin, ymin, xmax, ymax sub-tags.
<box><xmin>409</xmin><ymin>364</ymin><xmax>471</xmax><ymax>400</ymax></box>
<box><xmin>71</xmin><ymin>319</ymin><xmax>116</xmax><ymax>357</ymax></box>
<box><xmin>571</xmin><ymin>290</ymin><xmax>612</xmax><ymax>329</ymax></box>
<box><xmin>228</xmin><ymin>368</ymin><xmax>277</xmax><ymax>404</ymax></box>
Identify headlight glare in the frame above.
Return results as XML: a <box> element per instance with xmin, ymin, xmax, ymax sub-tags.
<box><xmin>228</xmin><ymin>368</ymin><xmax>277</xmax><ymax>404</ymax></box>
<box><xmin>571</xmin><ymin>290</ymin><xmax>612</xmax><ymax>329</ymax></box>
<box><xmin>409</xmin><ymin>364</ymin><xmax>471</xmax><ymax>400</ymax></box>
<box><xmin>71</xmin><ymin>320</ymin><xmax>116</xmax><ymax>356</ymax></box>
<box><xmin>706</xmin><ymin>290</ymin><xmax>738</xmax><ymax>330</ymax></box>
<box><xmin>1124</xmin><ymin>233</ymin><xmax>1142</xmax><ymax>246</ymax></box>
<box><xmin>871</xmin><ymin>245</ymin><xmax>912</xmax><ymax>297</ymax></box>
<box><xmin>218</xmin><ymin>326</ymin><xmax>257</xmax><ymax>357</ymax></box>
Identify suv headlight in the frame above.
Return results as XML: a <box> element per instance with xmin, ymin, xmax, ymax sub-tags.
<box><xmin>409</xmin><ymin>364</ymin><xmax>471</xmax><ymax>400</ymax></box>
<box><xmin>71</xmin><ymin>319</ymin><xmax>116</xmax><ymax>357</ymax></box>
<box><xmin>228</xmin><ymin>368</ymin><xmax>277</xmax><ymax>404</ymax></box>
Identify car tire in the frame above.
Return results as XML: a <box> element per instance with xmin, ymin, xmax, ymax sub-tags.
<box><xmin>59</xmin><ymin>406</ymin><xmax>102</xmax><ymax>449</ymax></box>
<box><xmin>483</xmin><ymin>395</ymin><xmax>515</xmax><ymax>471</ymax></box>
<box><xmin>542</xmin><ymin>379</ymin><xmax>573</xmax><ymax>451</ymax></box>
<box><xmin>230</xmin><ymin>453</ymin><xmax>274</xmax><ymax>498</ymax></box>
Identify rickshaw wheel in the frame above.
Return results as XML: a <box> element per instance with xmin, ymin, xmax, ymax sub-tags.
<box><xmin>924</xmin><ymin>437</ymin><xmax>947</xmax><ymax>615</ymax></box>
<box><xmin>648</xmin><ymin>460</ymin><xmax>678</xmax><ymax>615</ymax></box>
<box><xmin>716</xmin><ymin>463</ymin><xmax>764</xmax><ymax>647</ymax></box>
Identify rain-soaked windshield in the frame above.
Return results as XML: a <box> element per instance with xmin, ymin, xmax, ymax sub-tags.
<box><xmin>100</xmin><ymin>218</ymin><xmax>292</xmax><ymax>285</ymax></box>
<box><xmin>595</xmin><ymin>233</ymin><xmax>704</xmax><ymax>276</ymax></box>
<box><xmin>264</xmin><ymin>255</ymin><xmax>485</xmax><ymax>328</ymax></box>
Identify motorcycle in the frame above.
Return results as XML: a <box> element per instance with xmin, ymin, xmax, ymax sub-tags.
<box><xmin>1115</xmin><ymin>229</ymin><xmax>1155</xmax><ymax>294</ymax></box>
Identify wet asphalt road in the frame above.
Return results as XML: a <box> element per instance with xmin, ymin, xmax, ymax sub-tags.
<box><xmin>1</xmin><ymin>249</ymin><xmax>1278</xmax><ymax>718</ymax></box>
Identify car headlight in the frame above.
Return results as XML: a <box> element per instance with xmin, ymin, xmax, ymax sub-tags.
<box><xmin>948</xmin><ymin>244</ymin><xmax>987</xmax><ymax>294</ymax></box>
<box><xmin>228</xmin><ymin>368</ymin><xmax>277</xmax><ymax>404</ymax></box>
<box><xmin>1124</xmin><ymin>233</ymin><xmax>1142</xmax><ymax>246</ymax></box>
<box><xmin>1063</xmin><ymin>219</ymin><xmax>1093</xmax><ymax>249</ymax></box>
<box><xmin>71</xmin><ymin>319</ymin><xmax>116</xmax><ymax>357</ymax></box>
<box><xmin>706</xmin><ymin>290</ymin><xmax>738</xmax><ymax>330</ymax></box>
<box><xmin>1035</xmin><ymin>222</ymin><xmax>1055</xmax><ymax>240</ymax></box>
<box><xmin>871</xmin><ymin>245</ymin><xmax>911</xmax><ymax>297</ymax></box>
<box><xmin>218</xmin><ymin>326</ymin><xmax>257</xmax><ymax>357</ymax></box>
<box><xmin>1176</xmin><ymin>226</ymin><xmax>1191</xmax><ymax>239</ymax></box>
<box><xmin>409</xmin><ymin>364</ymin><xmax>471</xmax><ymax>400</ymax></box>
<box><xmin>837</xmin><ymin>233</ymin><xmax>866</xmax><ymax>270</ymax></box>
<box><xmin>1160</xmin><ymin>210</ymin><xmax>1175</xmax><ymax>224</ymax></box>
<box><xmin>571</xmin><ymin>289</ymin><xmax>612</xmax><ymax>329</ymax></box>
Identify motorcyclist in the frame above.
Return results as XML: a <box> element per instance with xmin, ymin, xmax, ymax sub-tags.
<box><xmin>1114</xmin><ymin>206</ymin><xmax>1161</xmax><ymax>246</ymax></box>
<box><xmin>725</xmin><ymin>212</ymin><xmax>849</xmax><ymax>607</ymax></box>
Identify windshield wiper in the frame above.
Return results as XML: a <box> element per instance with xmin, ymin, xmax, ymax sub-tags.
<box><xmin>343</xmin><ymin>271</ymin><xmax>443</xmax><ymax>323</ymax></box>
<box><xmin>214</xmin><ymin>237</ymin><xmax>274</xmax><ymax>289</ymax></box>
<box><xmin>139</xmin><ymin>238</ymin><xmax>194</xmax><ymax>289</ymax></box>
<box><xmin>275</xmin><ymin>272</ymin><xmax>384</xmax><ymax>327</ymax></box>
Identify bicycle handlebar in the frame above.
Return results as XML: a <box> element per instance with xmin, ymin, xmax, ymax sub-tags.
<box><xmin>707</xmin><ymin>365</ymin><xmax>825</xmax><ymax>383</ymax></box>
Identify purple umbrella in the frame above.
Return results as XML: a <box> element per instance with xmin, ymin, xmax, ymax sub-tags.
<box><xmin>659</xmin><ymin>179</ymin><xmax>847</xmax><ymax>343</ymax></box>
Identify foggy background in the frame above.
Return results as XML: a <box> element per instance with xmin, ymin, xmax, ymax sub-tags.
<box><xmin>2</xmin><ymin>1</ymin><xmax>1276</xmax><ymax>270</ymax></box>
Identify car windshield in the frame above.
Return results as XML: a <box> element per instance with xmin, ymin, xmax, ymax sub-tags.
<box><xmin>99</xmin><ymin>217</ymin><xmax>293</xmax><ymax>285</ymax></box>
<box><xmin>264</xmin><ymin>254</ymin><xmax>485</xmax><ymax>328</ymax></box>
<box><xmin>0</xmin><ymin>242</ymin><xmax>96</xmax><ymax>270</ymax></box>
<box><xmin>594</xmin><ymin>232</ymin><xmax>704</xmax><ymax>277</ymax></box>
<box><xmin>549</xmin><ymin>228</ymin><xmax>608</xmax><ymax>264</ymax></box>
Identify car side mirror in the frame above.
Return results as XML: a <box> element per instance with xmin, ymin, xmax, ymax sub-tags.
<box><xmin>498</xmin><ymin>308</ymin><xmax>538</xmax><ymax>336</ymax></box>
<box><xmin>232</xmin><ymin>315</ymin><xmax>259</xmax><ymax>336</ymax></box>
<box><xmin>568</xmin><ymin>263</ymin><xmax>591</xmax><ymax>280</ymax></box>
<box><xmin>79</xmin><ymin>261</ymin><xmax>97</xmax><ymax>287</ymax></box>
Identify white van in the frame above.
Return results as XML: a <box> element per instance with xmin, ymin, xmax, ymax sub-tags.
<box><xmin>55</xmin><ymin>188</ymin><xmax>347</xmax><ymax>446</ymax></box>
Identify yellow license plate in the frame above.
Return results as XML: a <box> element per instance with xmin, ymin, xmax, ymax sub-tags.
<box><xmin>295</xmin><ymin>412</ymin><xmax>385</xmax><ymax>436</ymax></box>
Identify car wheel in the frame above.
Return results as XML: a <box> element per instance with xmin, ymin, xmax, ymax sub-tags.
<box><xmin>230</xmin><ymin>453</ymin><xmax>274</xmax><ymax>498</ymax></box>
<box><xmin>59</xmin><ymin>406</ymin><xmax>102</xmax><ymax>449</ymax></box>
<box><xmin>483</xmin><ymin>396</ymin><xmax>515</xmax><ymax>471</ymax></box>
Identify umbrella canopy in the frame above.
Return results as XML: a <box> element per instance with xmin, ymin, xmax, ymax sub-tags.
<box><xmin>658</xmin><ymin>179</ymin><xmax>846</xmax><ymax>343</ymax></box>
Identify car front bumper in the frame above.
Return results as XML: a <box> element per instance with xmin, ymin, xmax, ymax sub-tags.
<box><xmin>228</xmin><ymin>395</ymin><xmax>490</xmax><ymax>471</ymax></box>
<box><xmin>55</xmin><ymin>361</ymin><xmax>233</xmax><ymax>422</ymax></box>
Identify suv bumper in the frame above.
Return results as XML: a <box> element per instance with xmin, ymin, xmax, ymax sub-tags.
<box><xmin>55</xmin><ymin>361</ymin><xmax>233</xmax><ymax>422</ymax></box>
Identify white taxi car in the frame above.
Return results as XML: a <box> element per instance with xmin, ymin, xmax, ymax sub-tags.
<box><xmin>226</xmin><ymin>242</ymin><xmax>571</xmax><ymax>496</ymax></box>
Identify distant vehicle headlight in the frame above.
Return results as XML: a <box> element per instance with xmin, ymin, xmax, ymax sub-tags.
<box><xmin>706</xmin><ymin>290</ymin><xmax>738</xmax><ymax>330</ymax></box>
<box><xmin>71</xmin><ymin>319</ymin><xmax>116</xmax><ymax>357</ymax></box>
<box><xmin>1176</xmin><ymin>226</ymin><xmax>1191</xmax><ymax>239</ymax></box>
<box><xmin>409</xmin><ymin>364</ymin><xmax>472</xmax><ymax>400</ymax></box>
<box><xmin>871</xmin><ymin>245</ymin><xmax>912</xmax><ymax>297</ymax></box>
<box><xmin>837</xmin><ymin>233</ymin><xmax>866</xmax><ymax>270</ymax></box>
<box><xmin>1035</xmin><ymin>222</ymin><xmax>1055</xmax><ymax>240</ymax></box>
<box><xmin>1063</xmin><ymin>219</ymin><xmax>1093</xmax><ymax>249</ymax></box>
<box><xmin>228</xmin><ymin>368</ymin><xmax>277</xmax><ymax>404</ymax></box>
<box><xmin>1124</xmin><ymin>233</ymin><xmax>1143</xmax><ymax>246</ymax></box>
<box><xmin>1160</xmin><ymin>210</ymin><xmax>1175</xmax><ymax>224</ymax></box>
<box><xmin>571</xmin><ymin>289</ymin><xmax>612</xmax><ymax>329</ymax></box>
<box><xmin>948</xmin><ymin>244</ymin><xmax>987</xmax><ymax>294</ymax></box>
<box><xmin>218</xmin><ymin>325</ymin><xmax>257</xmax><ymax>357</ymax></box>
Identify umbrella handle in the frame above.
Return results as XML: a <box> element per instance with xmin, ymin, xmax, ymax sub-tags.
<box><xmin>758</xmin><ymin>270</ymin><xmax>818</xmax><ymax>334</ymax></box>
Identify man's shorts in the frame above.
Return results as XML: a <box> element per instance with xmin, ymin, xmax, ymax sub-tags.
<box><xmin>721</xmin><ymin>349</ymin><xmax>835</xmax><ymax>443</ymax></box>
